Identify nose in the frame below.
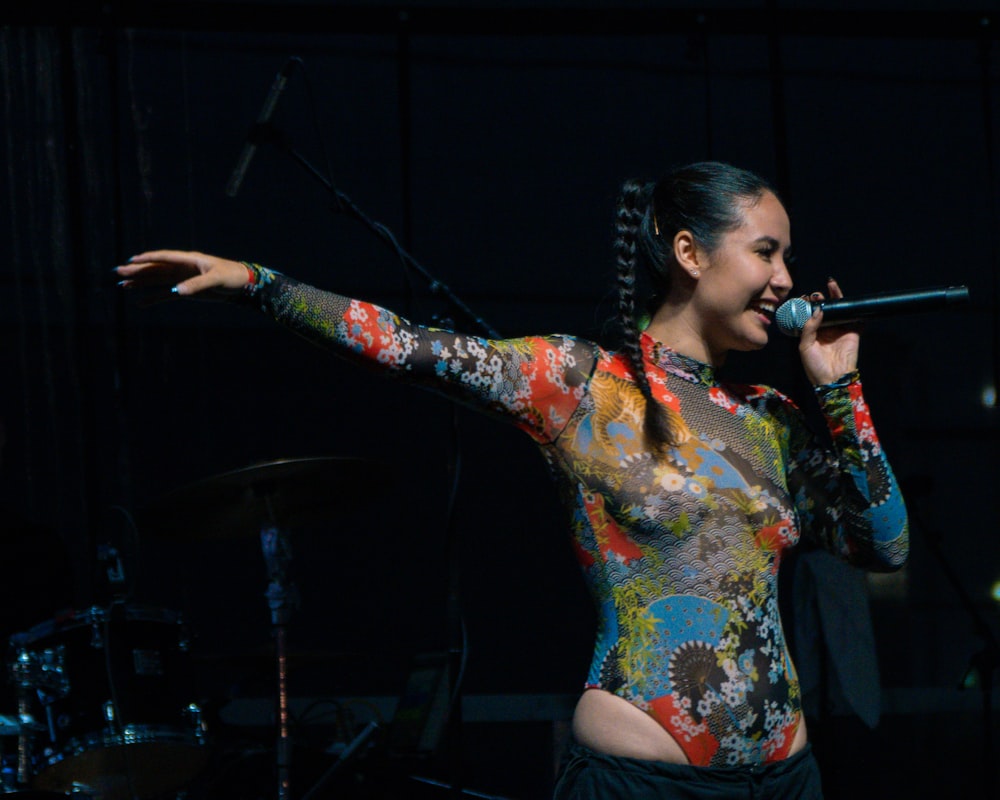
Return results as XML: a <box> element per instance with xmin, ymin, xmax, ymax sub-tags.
<box><xmin>771</xmin><ymin>258</ymin><xmax>793</xmax><ymax>299</ymax></box>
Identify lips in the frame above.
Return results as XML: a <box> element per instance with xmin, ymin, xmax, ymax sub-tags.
<box><xmin>749</xmin><ymin>301</ymin><xmax>776</xmax><ymax>321</ymax></box>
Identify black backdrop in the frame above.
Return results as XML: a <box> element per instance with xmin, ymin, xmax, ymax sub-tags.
<box><xmin>2</xmin><ymin>2</ymin><xmax>1000</xmax><ymax>798</ymax></box>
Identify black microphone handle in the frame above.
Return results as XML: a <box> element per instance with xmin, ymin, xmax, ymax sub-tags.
<box><xmin>820</xmin><ymin>286</ymin><xmax>970</xmax><ymax>322</ymax></box>
<box><xmin>775</xmin><ymin>285</ymin><xmax>970</xmax><ymax>336</ymax></box>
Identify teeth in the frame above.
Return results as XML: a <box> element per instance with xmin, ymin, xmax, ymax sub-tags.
<box><xmin>752</xmin><ymin>302</ymin><xmax>775</xmax><ymax>315</ymax></box>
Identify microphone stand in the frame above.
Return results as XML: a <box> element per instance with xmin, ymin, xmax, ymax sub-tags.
<box><xmin>245</xmin><ymin>121</ymin><xmax>500</xmax><ymax>798</ymax></box>
<box><xmin>246</xmin><ymin>122</ymin><xmax>500</xmax><ymax>339</ymax></box>
<box><xmin>299</xmin><ymin>721</ymin><xmax>381</xmax><ymax>800</ymax></box>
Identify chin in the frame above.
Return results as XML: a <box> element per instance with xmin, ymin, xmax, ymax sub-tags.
<box><xmin>733</xmin><ymin>335</ymin><xmax>769</xmax><ymax>353</ymax></box>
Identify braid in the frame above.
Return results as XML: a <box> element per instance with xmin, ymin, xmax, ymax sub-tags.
<box><xmin>615</xmin><ymin>179</ymin><xmax>676</xmax><ymax>454</ymax></box>
<box><xmin>612</xmin><ymin>163</ymin><xmax>773</xmax><ymax>453</ymax></box>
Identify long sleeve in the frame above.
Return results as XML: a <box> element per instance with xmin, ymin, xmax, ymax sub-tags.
<box><xmin>240</xmin><ymin>265</ymin><xmax>596</xmax><ymax>444</ymax></box>
<box><xmin>785</xmin><ymin>371</ymin><xmax>909</xmax><ymax>571</ymax></box>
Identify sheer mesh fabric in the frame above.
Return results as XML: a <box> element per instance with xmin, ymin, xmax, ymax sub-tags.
<box><xmin>244</xmin><ymin>266</ymin><xmax>908</xmax><ymax>767</ymax></box>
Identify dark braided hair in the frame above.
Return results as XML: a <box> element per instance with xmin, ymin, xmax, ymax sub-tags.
<box><xmin>614</xmin><ymin>161</ymin><xmax>776</xmax><ymax>454</ymax></box>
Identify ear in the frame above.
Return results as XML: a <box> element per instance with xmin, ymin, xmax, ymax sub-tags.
<box><xmin>673</xmin><ymin>230</ymin><xmax>704</xmax><ymax>279</ymax></box>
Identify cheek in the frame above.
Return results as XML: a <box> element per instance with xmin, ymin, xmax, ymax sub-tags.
<box><xmin>698</xmin><ymin>284</ymin><xmax>745</xmax><ymax>320</ymax></box>
<box><xmin>716</xmin><ymin>260</ymin><xmax>766</xmax><ymax>296</ymax></box>
<box><xmin>739</xmin><ymin>264</ymin><xmax>774</xmax><ymax>295</ymax></box>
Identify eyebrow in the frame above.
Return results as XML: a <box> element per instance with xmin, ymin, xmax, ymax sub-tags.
<box><xmin>753</xmin><ymin>235</ymin><xmax>793</xmax><ymax>256</ymax></box>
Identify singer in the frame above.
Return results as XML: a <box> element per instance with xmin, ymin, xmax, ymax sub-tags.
<box><xmin>116</xmin><ymin>161</ymin><xmax>908</xmax><ymax>799</ymax></box>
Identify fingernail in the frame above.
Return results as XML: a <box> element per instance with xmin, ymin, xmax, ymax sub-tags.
<box><xmin>127</xmin><ymin>255</ymin><xmax>137</xmax><ymax>263</ymax></box>
<box><xmin>170</xmin><ymin>286</ymin><xmax>179</xmax><ymax>295</ymax></box>
<box><xmin>827</xmin><ymin>275</ymin><xmax>835</xmax><ymax>283</ymax></box>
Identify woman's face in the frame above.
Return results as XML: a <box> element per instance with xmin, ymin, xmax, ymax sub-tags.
<box><xmin>691</xmin><ymin>191</ymin><xmax>793</xmax><ymax>361</ymax></box>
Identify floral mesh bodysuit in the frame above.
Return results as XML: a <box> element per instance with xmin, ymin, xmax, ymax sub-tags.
<box><xmin>243</xmin><ymin>266</ymin><xmax>908</xmax><ymax>768</ymax></box>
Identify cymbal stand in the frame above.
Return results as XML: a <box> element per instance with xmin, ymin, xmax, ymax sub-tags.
<box><xmin>260</xmin><ymin>501</ymin><xmax>296</xmax><ymax>800</ymax></box>
<box><xmin>247</xmin><ymin>98</ymin><xmax>501</xmax><ymax>797</ymax></box>
<box><xmin>14</xmin><ymin>679</ymin><xmax>32</xmax><ymax>789</ymax></box>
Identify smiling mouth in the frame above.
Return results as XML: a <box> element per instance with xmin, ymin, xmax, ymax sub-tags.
<box><xmin>750</xmin><ymin>301</ymin><xmax>776</xmax><ymax>321</ymax></box>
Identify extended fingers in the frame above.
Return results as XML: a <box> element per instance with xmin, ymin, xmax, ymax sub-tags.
<box><xmin>116</xmin><ymin>250</ymin><xmax>250</xmax><ymax>297</ymax></box>
<box><xmin>115</xmin><ymin>261</ymin><xmax>190</xmax><ymax>286</ymax></box>
<box><xmin>128</xmin><ymin>249</ymin><xmax>208</xmax><ymax>266</ymax></box>
<box><xmin>173</xmin><ymin>271</ymin><xmax>229</xmax><ymax>296</ymax></box>
<box><xmin>116</xmin><ymin>250</ymin><xmax>212</xmax><ymax>278</ymax></box>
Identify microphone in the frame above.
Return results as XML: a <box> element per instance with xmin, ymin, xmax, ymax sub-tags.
<box><xmin>225</xmin><ymin>59</ymin><xmax>295</xmax><ymax>198</ymax></box>
<box><xmin>775</xmin><ymin>285</ymin><xmax>970</xmax><ymax>336</ymax></box>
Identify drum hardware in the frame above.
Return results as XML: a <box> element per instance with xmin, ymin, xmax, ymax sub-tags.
<box><xmin>135</xmin><ymin>456</ymin><xmax>385</xmax><ymax>800</ymax></box>
<box><xmin>261</xmin><ymin>519</ymin><xmax>295</xmax><ymax>800</ymax></box>
<box><xmin>0</xmin><ymin>710</ymin><xmax>39</xmax><ymax>792</ymax></box>
<box><xmin>0</xmin><ymin>717</ymin><xmax>22</xmax><ymax>736</ymax></box>
<box><xmin>95</xmin><ymin>545</ymin><xmax>127</xmax><ymax>592</ymax></box>
<box><xmin>16</xmin><ymin>695</ymin><xmax>31</xmax><ymax>789</ymax></box>
<box><xmin>7</xmin><ymin>605</ymin><xmax>208</xmax><ymax>799</ymax></box>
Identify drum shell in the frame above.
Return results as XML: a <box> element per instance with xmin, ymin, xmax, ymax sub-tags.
<box><xmin>9</xmin><ymin>605</ymin><xmax>207</xmax><ymax>799</ymax></box>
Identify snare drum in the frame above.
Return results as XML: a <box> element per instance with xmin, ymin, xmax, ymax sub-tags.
<box><xmin>8</xmin><ymin>605</ymin><xmax>208</xmax><ymax>799</ymax></box>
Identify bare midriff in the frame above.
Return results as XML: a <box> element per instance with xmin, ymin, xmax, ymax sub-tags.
<box><xmin>571</xmin><ymin>688</ymin><xmax>809</xmax><ymax>765</ymax></box>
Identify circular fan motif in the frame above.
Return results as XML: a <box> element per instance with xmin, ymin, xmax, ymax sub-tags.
<box><xmin>668</xmin><ymin>640</ymin><xmax>720</xmax><ymax>706</ymax></box>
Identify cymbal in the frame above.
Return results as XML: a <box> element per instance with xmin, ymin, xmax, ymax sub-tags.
<box><xmin>137</xmin><ymin>456</ymin><xmax>385</xmax><ymax>540</ymax></box>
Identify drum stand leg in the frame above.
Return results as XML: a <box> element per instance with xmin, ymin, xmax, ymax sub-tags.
<box><xmin>16</xmin><ymin>692</ymin><xmax>32</xmax><ymax>789</ymax></box>
<box><xmin>261</xmin><ymin>522</ymin><xmax>296</xmax><ymax>800</ymax></box>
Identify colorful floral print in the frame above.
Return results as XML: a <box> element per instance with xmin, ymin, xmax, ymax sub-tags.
<box><xmin>244</xmin><ymin>267</ymin><xmax>908</xmax><ymax>767</ymax></box>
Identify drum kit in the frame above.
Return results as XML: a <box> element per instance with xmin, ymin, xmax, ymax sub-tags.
<box><xmin>1</xmin><ymin>457</ymin><xmax>388</xmax><ymax>800</ymax></box>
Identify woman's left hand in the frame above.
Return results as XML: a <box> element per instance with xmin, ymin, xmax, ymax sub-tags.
<box><xmin>797</xmin><ymin>277</ymin><xmax>861</xmax><ymax>386</ymax></box>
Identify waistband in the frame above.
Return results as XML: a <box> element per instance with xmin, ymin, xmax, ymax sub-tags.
<box><xmin>564</xmin><ymin>741</ymin><xmax>816</xmax><ymax>782</ymax></box>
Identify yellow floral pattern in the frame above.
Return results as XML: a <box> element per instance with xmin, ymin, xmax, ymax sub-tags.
<box><xmin>246</xmin><ymin>268</ymin><xmax>909</xmax><ymax>767</ymax></box>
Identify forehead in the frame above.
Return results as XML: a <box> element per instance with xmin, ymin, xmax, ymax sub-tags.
<box><xmin>732</xmin><ymin>191</ymin><xmax>790</xmax><ymax>244</ymax></box>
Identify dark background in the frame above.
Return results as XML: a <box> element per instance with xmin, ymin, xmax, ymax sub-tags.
<box><xmin>2</xmin><ymin>1</ymin><xmax>1000</xmax><ymax>798</ymax></box>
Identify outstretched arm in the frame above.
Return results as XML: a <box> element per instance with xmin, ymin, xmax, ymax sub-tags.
<box><xmin>116</xmin><ymin>250</ymin><xmax>597</xmax><ymax>444</ymax></box>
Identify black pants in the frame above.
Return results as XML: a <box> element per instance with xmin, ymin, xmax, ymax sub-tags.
<box><xmin>553</xmin><ymin>744</ymin><xmax>824</xmax><ymax>800</ymax></box>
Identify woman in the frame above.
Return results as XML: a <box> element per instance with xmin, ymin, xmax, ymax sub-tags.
<box><xmin>116</xmin><ymin>162</ymin><xmax>908</xmax><ymax>799</ymax></box>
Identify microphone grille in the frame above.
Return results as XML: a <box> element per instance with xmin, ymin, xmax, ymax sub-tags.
<box><xmin>775</xmin><ymin>298</ymin><xmax>813</xmax><ymax>337</ymax></box>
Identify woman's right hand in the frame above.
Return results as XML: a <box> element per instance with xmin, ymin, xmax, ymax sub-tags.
<box><xmin>115</xmin><ymin>250</ymin><xmax>251</xmax><ymax>299</ymax></box>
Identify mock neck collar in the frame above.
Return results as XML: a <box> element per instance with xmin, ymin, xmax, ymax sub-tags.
<box><xmin>640</xmin><ymin>331</ymin><xmax>717</xmax><ymax>387</ymax></box>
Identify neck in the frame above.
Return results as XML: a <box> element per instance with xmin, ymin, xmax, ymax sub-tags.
<box><xmin>644</xmin><ymin>301</ymin><xmax>727</xmax><ymax>367</ymax></box>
